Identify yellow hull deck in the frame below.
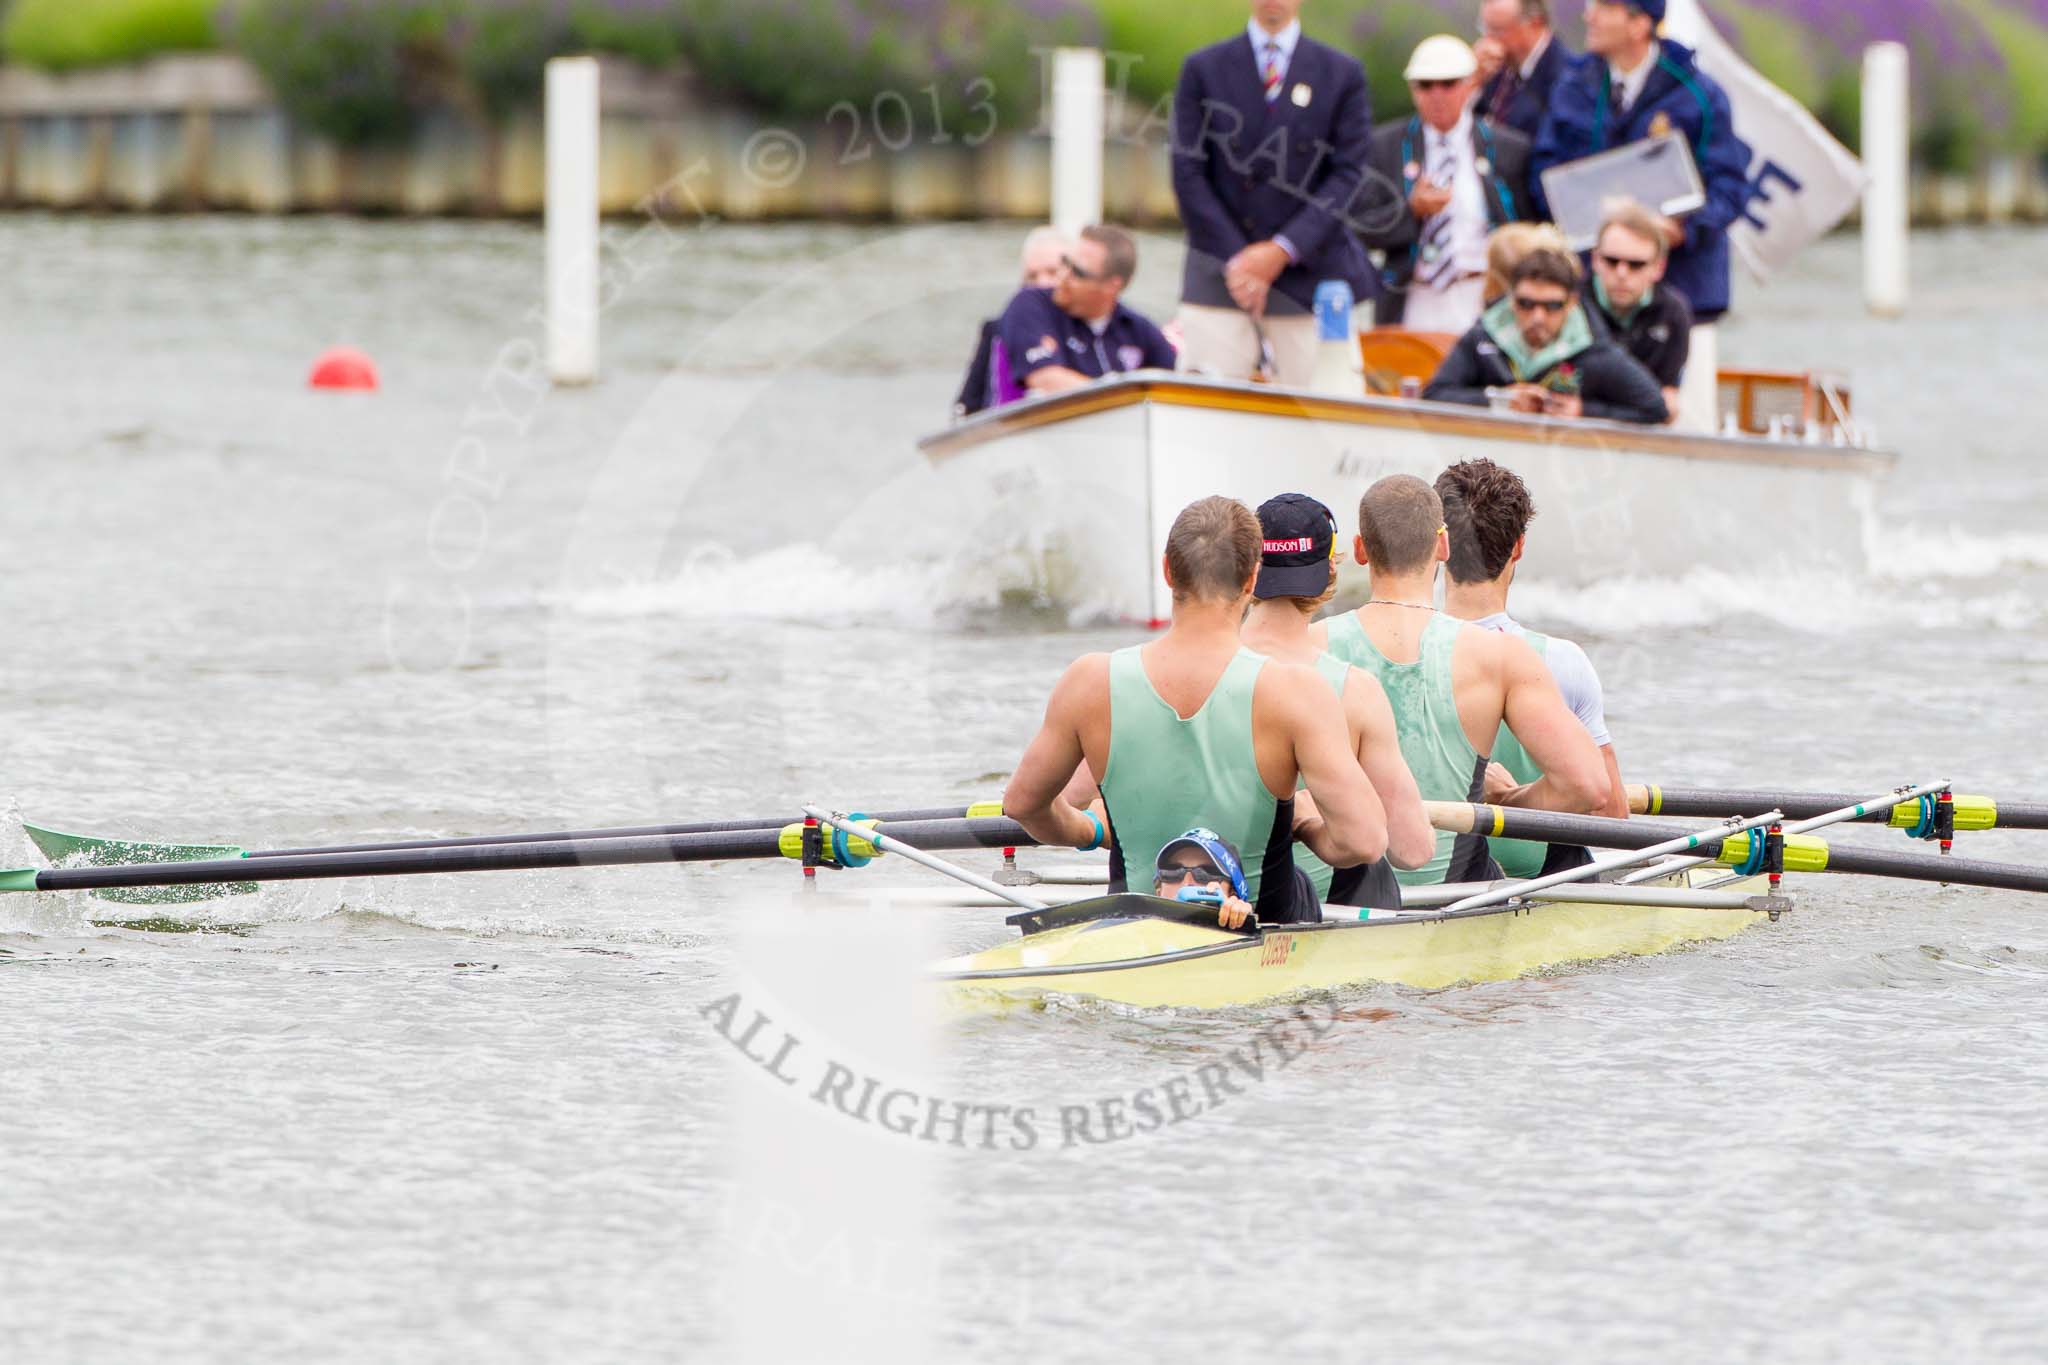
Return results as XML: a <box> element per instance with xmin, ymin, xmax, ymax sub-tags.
<box><xmin>935</xmin><ymin>871</ymin><xmax>1773</xmax><ymax>1012</ymax></box>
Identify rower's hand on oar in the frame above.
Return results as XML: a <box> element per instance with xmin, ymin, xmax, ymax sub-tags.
<box><xmin>1504</xmin><ymin>384</ymin><xmax>1549</xmax><ymax>414</ymax></box>
<box><xmin>1483</xmin><ymin>761</ymin><xmax>1520</xmax><ymax>803</ymax></box>
<box><xmin>1214</xmin><ymin>887</ymin><xmax>1254</xmax><ymax>931</ymax></box>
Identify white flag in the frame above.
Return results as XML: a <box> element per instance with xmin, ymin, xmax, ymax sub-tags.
<box><xmin>1661</xmin><ymin>0</ymin><xmax>1866</xmax><ymax>280</ymax></box>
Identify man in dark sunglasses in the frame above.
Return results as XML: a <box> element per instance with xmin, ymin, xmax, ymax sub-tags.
<box><xmin>1587</xmin><ymin>201</ymin><xmax>1693</xmax><ymax>423</ymax></box>
<box><xmin>1422</xmin><ymin>246</ymin><xmax>1667</xmax><ymax>424</ymax></box>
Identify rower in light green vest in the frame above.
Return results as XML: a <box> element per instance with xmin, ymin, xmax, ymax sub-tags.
<box><xmin>1001</xmin><ymin>495</ymin><xmax>1389</xmax><ymax>926</ymax></box>
<box><xmin>1434</xmin><ymin>458</ymin><xmax>1628</xmax><ymax>876</ymax></box>
<box><xmin>1239</xmin><ymin>493</ymin><xmax>1437</xmax><ymax>908</ymax></box>
<box><xmin>1100</xmin><ymin>644</ymin><xmax>1286</xmax><ymax>903</ymax></box>
<box><xmin>1323</xmin><ymin>611</ymin><xmax>1487</xmax><ymax>885</ymax></box>
<box><xmin>1313</xmin><ymin>474</ymin><xmax>1610</xmax><ymax>886</ymax></box>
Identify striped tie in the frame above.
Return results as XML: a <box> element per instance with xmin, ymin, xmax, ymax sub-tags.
<box><xmin>1417</xmin><ymin>138</ymin><xmax>1458</xmax><ymax>287</ymax></box>
<box><xmin>1263</xmin><ymin>43</ymin><xmax>1283</xmax><ymax>102</ymax></box>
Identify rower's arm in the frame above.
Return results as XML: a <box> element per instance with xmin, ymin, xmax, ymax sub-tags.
<box><xmin>1494</xmin><ymin>637</ymin><xmax>1608</xmax><ymax>814</ymax></box>
<box><xmin>1596</xmin><ymin>743</ymin><xmax>1627</xmax><ymax>820</ymax></box>
<box><xmin>1271</xmin><ymin>665</ymin><xmax>1388</xmax><ymax>869</ymax></box>
<box><xmin>1347</xmin><ymin>674</ymin><xmax>1436</xmax><ymax>871</ymax></box>
<box><xmin>1003</xmin><ymin>655</ymin><xmax>1110</xmax><ymax>849</ymax></box>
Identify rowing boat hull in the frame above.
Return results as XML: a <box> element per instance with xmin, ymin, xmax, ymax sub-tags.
<box><xmin>918</xmin><ymin>374</ymin><xmax>1892</xmax><ymax>624</ymax></box>
<box><xmin>936</xmin><ymin>872</ymin><xmax>1769</xmax><ymax>1011</ymax></box>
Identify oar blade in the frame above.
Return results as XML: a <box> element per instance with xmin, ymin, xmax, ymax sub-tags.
<box><xmin>21</xmin><ymin>822</ymin><xmax>256</xmax><ymax>905</ymax></box>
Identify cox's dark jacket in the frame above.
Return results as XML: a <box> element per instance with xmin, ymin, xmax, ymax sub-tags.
<box><xmin>1359</xmin><ymin>116</ymin><xmax>1530</xmax><ymax>326</ymax></box>
<box><xmin>1171</xmin><ymin>33</ymin><xmax>1379</xmax><ymax>314</ymax></box>
<box><xmin>1423</xmin><ymin>305</ymin><xmax>1669</xmax><ymax>425</ymax></box>
<box><xmin>1473</xmin><ymin>36</ymin><xmax>1572</xmax><ymax>142</ymax></box>
<box><xmin>1531</xmin><ymin>39</ymin><xmax>1753</xmax><ymax>320</ymax></box>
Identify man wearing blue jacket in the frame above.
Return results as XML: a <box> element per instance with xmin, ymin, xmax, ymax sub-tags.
<box><xmin>1529</xmin><ymin>0</ymin><xmax>1751</xmax><ymax>324</ymax></box>
<box><xmin>1170</xmin><ymin>1</ymin><xmax>1380</xmax><ymax>386</ymax></box>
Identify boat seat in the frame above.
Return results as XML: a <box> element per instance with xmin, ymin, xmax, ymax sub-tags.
<box><xmin>1356</xmin><ymin>327</ymin><xmax>1459</xmax><ymax>395</ymax></box>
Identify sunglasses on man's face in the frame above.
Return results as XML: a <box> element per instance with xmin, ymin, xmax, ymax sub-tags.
<box><xmin>1511</xmin><ymin>294</ymin><xmax>1569</xmax><ymax>314</ymax></box>
<box><xmin>1060</xmin><ymin>254</ymin><xmax>1102</xmax><ymax>282</ymax></box>
<box><xmin>1413</xmin><ymin>79</ymin><xmax>1463</xmax><ymax>92</ymax></box>
<box><xmin>1597</xmin><ymin>252</ymin><xmax>1657</xmax><ymax>272</ymax></box>
<box><xmin>1155</xmin><ymin>862</ymin><xmax>1227</xmax><ymax>888</ymax></box>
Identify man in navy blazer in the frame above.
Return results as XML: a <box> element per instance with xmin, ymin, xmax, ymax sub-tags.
<box><xmin>1473</xmin><ymin>0</ymin><xmax>1572</xmax><ymax>142</ymax></box>
<box><xmin>1170</xmin><ymin>0</ymin><xmax>1380</xmax><ymax>387</ymax></box>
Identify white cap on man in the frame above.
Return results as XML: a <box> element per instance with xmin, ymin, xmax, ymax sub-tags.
<box><xmin>1404</xmin><ymin>34</ymin><xmax>1479</xmax><ymax>81</ymax></box>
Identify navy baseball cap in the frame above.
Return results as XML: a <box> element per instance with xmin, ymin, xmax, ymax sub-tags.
<box><xmin>1254</xmin><ymin>493</ymin><xmax>1339</xmax><ymax>599</ymax></box>
<box><xmin>1153</xmin><ymin>828</ymin><xmax>1249</xmax><ymax>901</ymax></box>
<box><xmin>1628</xmin><ymin>0</ymin><xmax>1665</xmax><ymax>20</ymax></box>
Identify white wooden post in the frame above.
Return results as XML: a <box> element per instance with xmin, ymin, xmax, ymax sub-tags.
<box><xmin>1862</xmin><ymin>43</ymin><xmax>1909</xmax><ymax>318</ymax></box>
<box><xmin>546</xmin><ymin>56</ymin><xmax>600</xmax><ymax>384</ymax></box>
<box><xmin>1050</xmin><ymin>47</ymin><xmax>1105</xmax><ymax>236</ymax></box>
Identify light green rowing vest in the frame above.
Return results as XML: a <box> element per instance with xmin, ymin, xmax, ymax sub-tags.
<box><xmin>1102</xmin><ymin>646</ymin><xmax>1279</xmax><ymax>901</ymax></box>
<box><xmin>1292</xmin><ymin>653</ymin><xmax>1353</xmax><ymax>899</ymax></box>
<box><xmin>1323</xmin><ymin>611</ymin><xmax>1483</xmax><ymax>885</ymax></box>
<box><xmin>1486</xmin><ymin>630</ymin><xmax>1551</xmax><ymax>879</ymax></box>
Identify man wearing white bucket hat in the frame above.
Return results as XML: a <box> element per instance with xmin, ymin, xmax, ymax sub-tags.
<box><xmin>1361</xmin><ymin>34</ymin><xmax>1530</xmax><ymax>335</ymax></box>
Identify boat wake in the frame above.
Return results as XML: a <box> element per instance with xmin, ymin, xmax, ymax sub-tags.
<box><xmin>554</xmin><ymin>543</ymin><xmax>963</xmax><ymax>627</ymax></box>
<box><xmin>1510</xmin><ymin>517</ymin><xmax>2048</xmax><ymax>637</ymax></box>
<box><xmin>545</xmin><ymin>512</ymin><xmax>2048</xmax><ymax>639</ymax></box>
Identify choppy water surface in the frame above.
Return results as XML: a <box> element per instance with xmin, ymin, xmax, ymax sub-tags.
<box><xmin>4</xmin><ymin>214</ymin><xmax>2048</xmax><ymax>1363</ymax></box>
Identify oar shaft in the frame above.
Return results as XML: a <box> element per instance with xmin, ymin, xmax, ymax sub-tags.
<box><xmin>1433</xmin><ymin>804</ymin><xmax>2048</xmax><ymax>896</ymax></box>
<box><xmin>9</xmin><ymin>817</ymin><xmax>1039</xmax><ymax>893</ymax></box>
<box><xmin>1817</xmin><ymin>843</ymin><xmax>2048</xmax><ymax>894</ymax></box>
<box><xmin>1631</xmin><ymin>785</ymin><xmax>2048</xmax><ymax>831</ymax></box>
<box><xmin>252</xmin><ymin>805</ymin><xmax>979</xmax><ymax>859</ymax></box>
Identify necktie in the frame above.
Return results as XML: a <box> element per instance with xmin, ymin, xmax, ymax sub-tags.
<box><xmin>1417</xmin><ymin>135</ymin><xmax>1458</xmax><ymax>287</ymax></box>
<box><xmin>1489</xmin><ymin>65</ymin><xmax>1521</xmax><ymax>128</ymax></box>
<box><xmin>1263</xmin><ymin>42</ymin><xmax>1283</xmax><ymax>102</ymax></box>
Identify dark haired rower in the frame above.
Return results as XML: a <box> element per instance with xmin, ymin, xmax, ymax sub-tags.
<box><xmin>1004</xmin><ymin>495</ymin><xmax>1387</xmax><ymax>925</ymax></box>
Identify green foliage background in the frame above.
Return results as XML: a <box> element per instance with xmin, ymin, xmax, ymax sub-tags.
<box><xmin>0</xmin><ymin>0</ymin><xmax>2044</xmax><ymax>167</ymax></box>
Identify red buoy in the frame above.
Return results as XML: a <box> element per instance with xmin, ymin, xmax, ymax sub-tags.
<box><xmin>308</xmin><ymin>346</ymin><xmax>379</xmax><ymax>391</ymax></box>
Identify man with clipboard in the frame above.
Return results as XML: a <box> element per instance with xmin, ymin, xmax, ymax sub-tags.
<box><xmin>1528</xmin><ymin>0</ymin><xmax>1750</xmax><ymax>325</ymax></box>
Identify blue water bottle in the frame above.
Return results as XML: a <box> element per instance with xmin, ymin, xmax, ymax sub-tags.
<box><xmin>1311</xmin><ymin>279</ymin><xmax>1359</xmax><ymax>395</ymax></box>
<box><xmin>1314</xmin><ymin>279</ymin><xmax>1354</xmax><ymax>341</ymax></box>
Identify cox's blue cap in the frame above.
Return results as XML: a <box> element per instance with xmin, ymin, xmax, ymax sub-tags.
<box><xmin>1153</xmin><ymin>828</ymin><xmax>1249</xmax><ymax>901</ymax></box>
<box><xmin>1628</xmin><ymin>0</ymin><xmax>1666</xmax><ymax>22</ymax></box>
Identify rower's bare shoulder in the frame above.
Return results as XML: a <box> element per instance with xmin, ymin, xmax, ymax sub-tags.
<box><xmin>1254</xmin><ymin>657</ymin><xmax>1338</xmax><ymax>721</ymax></box>
<box><xmin>1451</xmin><ymin>618</ymin><xmax>1532</xmax><ymax>675</ymax></box>
<box><xmin>1045</xmin><ymin>652</ymin><xmax>1112</xmax><ymax>709</ymax></box>
<box><xmin>1337</xmin><ymin>665</ymin><xmax>1395</xmax><ymax>721</ymax></box>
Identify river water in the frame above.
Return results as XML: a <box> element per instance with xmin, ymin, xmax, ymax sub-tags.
<box><xmin>4</xmin><ymin>214</ymin><xmax>2047</xmax><ymax>1363</ymax></box>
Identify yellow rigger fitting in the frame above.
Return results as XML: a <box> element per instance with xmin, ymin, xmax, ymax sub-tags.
<box><xmin>1886</xmin><ymin>795</ymin><xmax>1995</xmax><ymax>832</ymax></box>
<box><xmin>776</xmin><ymin>818</ymin><xmax>883</xmax><ymax>865</ymax></box>
<box><xmin>1717</xmin><ymin>831</ymin><xmax>1830</xmax><ymax>874</ymax></box>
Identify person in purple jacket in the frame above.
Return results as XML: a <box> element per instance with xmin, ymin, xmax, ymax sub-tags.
<box><xmin>1169</xmin><ymin>1</ymin><xmax>1382</xmax><ymax>387</ymax></box>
